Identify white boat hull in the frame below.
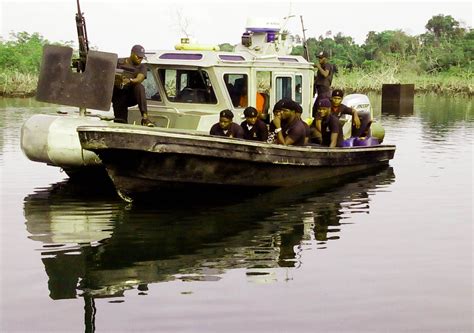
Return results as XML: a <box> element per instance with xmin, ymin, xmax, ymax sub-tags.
<box><xmin>21</xmin><ymin>114</ymin><xmax>112</xmax><ymax>170</ymax></box>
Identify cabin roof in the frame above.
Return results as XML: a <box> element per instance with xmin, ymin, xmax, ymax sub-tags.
<box><xmin>145</xmin><ymin>49</ymin><xmax>313</xmax><ymax>69</ymax></box>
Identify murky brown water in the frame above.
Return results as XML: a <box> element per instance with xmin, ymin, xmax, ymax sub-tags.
<box><xmin>1</xmin><ymin>94</ymin><xmax>472</xmax><ymax>332</ymax></box>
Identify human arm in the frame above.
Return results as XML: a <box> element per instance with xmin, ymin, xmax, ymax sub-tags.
<box><xmin>351</xmin><ymin>108</ymin><xmax>361</xmax><ymax>128</ymax></box>
<box><xmin>129</xmin><ymin>73</ymin><xmax>145</xmax><ymax>84</ymax></box>
<box><xmin>314</xmin><ymin>62</ymin><xmax>330</xmax><ymax>78</ymax></box>
<box><xmin>329</xmin><ymin>132</ymin><xmax>338</xmax><ymax>148</ymax></box>
<box><xmin>271</xmin><ymin>114</ymin><xmax>284</xmax><ymax>144</ymax></box>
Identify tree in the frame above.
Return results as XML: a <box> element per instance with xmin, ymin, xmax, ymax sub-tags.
<box><xmin>0</xmin><ymin>32</ymin><xmax>49</xmax><ymax>73</ymax></box>
<box><xmin>425</xmin><ymin>14</ymin><xmax>460</xmax><ymax>40</ymax></box>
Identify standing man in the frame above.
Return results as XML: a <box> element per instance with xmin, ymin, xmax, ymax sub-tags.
<box><xmin>312</xmin><ymin>50</ymin><xmax>333</xmax><ymax>118</ymax></box>
<box><xmin>210</xmin><ymin>109</ymin><xmax>244</xmax><ymax>138</ymax></box>
<box><xmin>112</xmin><ymin>44</ymin><xmax>154</xmax><ymax>127</ymax></box>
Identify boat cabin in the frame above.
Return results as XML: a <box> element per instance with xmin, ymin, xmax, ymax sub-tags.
<box><xmin>128</xmin><ymin>23</ymin><xmax>315</xmax><ymax>132</ymax></box>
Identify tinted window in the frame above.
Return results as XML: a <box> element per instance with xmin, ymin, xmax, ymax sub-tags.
<box><xmin>223</xmin><ymin>73</ymin><xmax>248</xmax><ymax>108</ymax></box>
<box><xmin>158</xmin><ymin>68</ymin><xmax>217</xmax><ymax>104</ymax></box>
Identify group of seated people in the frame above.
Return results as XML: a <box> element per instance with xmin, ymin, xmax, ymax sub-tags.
<box><xmin>209</xmin><ymin>89</ymin><xmax>362</xmax><ymax>148</ymax></box>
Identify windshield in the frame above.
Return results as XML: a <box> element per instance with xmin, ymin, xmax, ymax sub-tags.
<box><xmin>158</xmin><ymin>68</ymin><xmax>217</xmax><ymax>104</ymax></box>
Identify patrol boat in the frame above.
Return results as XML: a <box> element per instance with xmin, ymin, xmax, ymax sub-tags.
<box><xmin>21</xmin><ymin>14</ymin><xmax>395</xmax><ymax>200</ymax></box>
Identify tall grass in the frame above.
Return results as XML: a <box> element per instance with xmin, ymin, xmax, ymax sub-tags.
<box><xmin>0</xmin><ymin>70</ymin><xmax>37</xmax><ymax>97</ymax></box>
<box><xmin>333</xmin><ymin>61</ymin><xmax>473</xmax><ymax>96</ymax></box>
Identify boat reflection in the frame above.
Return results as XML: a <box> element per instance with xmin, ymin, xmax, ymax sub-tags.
<box><xmin>23</xmin><ymin>166</ymin><xmax>395</xmax><ymax>300</ymax></box>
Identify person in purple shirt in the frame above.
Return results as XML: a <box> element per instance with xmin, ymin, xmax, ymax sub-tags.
<box><xmin>240</xmin><ymin>107</ymin><xmax>268</xmax><ymax>142</ymax></box>
<box><xmin>210</xmin><ymin>109</ymin><xmax>244</xmax><ymax>138</ymax></box>
<box><xmin>271</xmin><ymin>98</ymin><xmax>307</xmax><ymax>146</ymax></box>
<box><xmin>317</xmin><ymin>99</ymin><xmax>344</xmax><ymax>147</ymax></box>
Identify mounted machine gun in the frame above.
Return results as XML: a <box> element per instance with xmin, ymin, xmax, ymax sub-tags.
<box><xmin>35</xmin><ymin>0</ymin><xmax>117</xmax><ymax>111</ymax></box>
<box><xmin>72</xmin><ymin>0</ymin><xmax>89</xmax><ymax>72</ymax></box>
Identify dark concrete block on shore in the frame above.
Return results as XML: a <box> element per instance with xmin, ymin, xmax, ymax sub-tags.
<box><xmin>382</xmin><ymin>84</ymin><xmax>414</xmax><ymax>115</ymax></box>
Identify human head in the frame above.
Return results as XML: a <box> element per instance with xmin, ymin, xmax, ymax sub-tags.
<box><xmin>244</xmin><ymin>107</ymin><xmax>258</xmax><ymax>125</ymax></box>
<box><xmin>276</xmin><ymin>98</ymin><xmax>299</xmax><ymax>121</ymax></box>
<box><xmin>317</xmin><ymin>99</ymin><xmax>331</xmax><ymax>117</ymax></box>
<box><xmin>130</xmin><ymin>44</ymin><xmax>146</xmax><ymax>65</ymax></box>
<box><xmin>331</xmin><ymin>89</ymin><xmax>344</xmax><ymax>106</ymax></box>
<box><xmin>219</xmin><ymin>109</ymin><xmax>234</xmax><ymax>130</ymax></box>
<box><xmin>317</xmin><ymin>50</ymin><xmax>328</xmax><ymax>64</ymax></box>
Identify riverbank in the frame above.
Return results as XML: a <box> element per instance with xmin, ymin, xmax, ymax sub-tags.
<box><xmin>1</xmin><ymin>70</ymin><xmax>472</xmax><ymax>97</ymax></box>
<box><xmin>333</xmin><ymin>67</ymin><xmax>473</xmax><ymax>96</ymax></box>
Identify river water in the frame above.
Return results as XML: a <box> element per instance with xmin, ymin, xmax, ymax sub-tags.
<box><xmin>0</xmin><ymin>95</ymin><xmax>472</xmax><ymax>332</ymax></box>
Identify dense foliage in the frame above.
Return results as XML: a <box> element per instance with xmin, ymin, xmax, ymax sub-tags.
<box><xmin>291</xmin><ymin>14</ymin><xmax>473</xmax><ymax>75</ymax></box>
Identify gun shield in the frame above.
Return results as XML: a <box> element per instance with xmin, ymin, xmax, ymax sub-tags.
<box><xmin>36</xmin><ymin>45</ymin><xmax>117</xmax><ymax>111</ymax></box>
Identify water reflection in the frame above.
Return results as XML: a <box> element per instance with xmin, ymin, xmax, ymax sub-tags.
<box><xmin>23</xmin><ymin>166</ymin><xmax>395</xmax><ymax>301</ymax></box>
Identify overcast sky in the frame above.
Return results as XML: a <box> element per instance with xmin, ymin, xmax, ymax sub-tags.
<box><xmin>1</xmin><ymin>0</ymin><xmax>472</xmax><ymax>57</ymax></box>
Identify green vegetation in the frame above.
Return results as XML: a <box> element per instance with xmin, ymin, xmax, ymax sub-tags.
<box><xmin>0</xmin><ymin>32</ymin><xmax>72</xmax><ymax>96</ymax></box>
<box><xmin>291</xmin><ymin>14</ymin><xmax>473</xmax><ymax>95</ymax></box>
<box><xmin>1</xmin><ymin>15</ymin><xmax>472</xmax><ymax>97</ymax></box>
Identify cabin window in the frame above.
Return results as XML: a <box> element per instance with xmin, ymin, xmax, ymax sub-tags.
<box><xmin>158</xmin><ymin>68</ymin><xmax>217</xmax><ymax>104</ymax></box>
<box><xmin>256</xmin><ymin>71</ymin><xmax>271</xmax><ymax>116</ymax></box>
<box><xmin>295</xmin><ymin>75</ymin><xmax>302</xmax><ymax>104</ymax></box>
<box><xmin>275</xmin><ymin>76</ymin><xmax>292</xmax><ymax>101</ymax></box>
<box><xmin>224</xmin><ymin>74</ymin><xmax>248</xmax><ymax>108</ymax></box>
<box><xmin>159</xmin><ymin>53</ymin><xmax>203</xmax><ymax>60</ymax></box>
<box><xmin>219</xmin><ymin>55</ymin><xmax>245</xmax><ymax>61</ymax></box>
<box><xmin>278</xmin><ymin>57</ymin><xmax>299</xmax><ymax>62</ymax></box>
<box><xmin>144</xmin><ymin>68</ymin><xmax>161</xmax><ymax>101</ymax></box>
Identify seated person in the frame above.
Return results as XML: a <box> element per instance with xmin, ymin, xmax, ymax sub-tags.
<box><xmin>294</xmin><ymin>103</ymin><xmax>310</xmax><ymax>145</ymax></box>
<box><xmin>267</xmin><ymin>100</ymin><xmax>285</xmax><ymax>144</ymax></box>
<box><xmin>239</xmin><ymin>84</ymin><xmax>248</xmax><ymax>108</ymax></box>
<box><xmin>330</xmin><ymin>89</ymin><xmax>361</xmax><ymax>132</ymax></box>
<box><xmin>240</xmin><ymin>107</ymin><xmax>269</xmax><ymax>142</ymax></box>
<box><xmin>112</xmin><ymin>44</ymin><xmax>154</xmax><ymax>127</ymax></box>
<box><xmin>271</xmin><ymin>98</ymin><xmax>307</xmax><ymax>146</ymax></box>
<box><xmin>256</xmin><ymin>90</ymin><xmax>270</xmax><ymax>123</ymax></box>
<box><xmin>315</xmin><ymin>99</ymin><xmax>344</xmax><ymax>147</ymax></box>
<box><xmin>210</xmin><ymin>109</ymin><xmax>244</xmax><ymax>138</ymax></box>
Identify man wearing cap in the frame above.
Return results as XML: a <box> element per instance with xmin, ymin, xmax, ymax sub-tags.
<box><xmin>312</xmin><ymin>99</ymin><xmax>344</xmax><ymax>147</ymax></box>
<box><xmin>240</xmin><ymin>107</ymin><xmax>268</xmax><ymax>141</ymax></box>
<box><xmin>311</xmin><ymin>89</ymin><xmax>361</xmax><ymax>143</ymax></box>
<box><xmin>112</xmin><ymin>44</ymin><xmax>154</xmax><ymax>127</ymax></box>
<box><xmin>271</xmin><ymin>98</ymin><xmax>307</xmax><ymax>146</ymax></box>
<box><xmin>312</xmin><ymin>50</ymin><xmax>334</xmax><ymax>118</ymax></box>
<box><xmin>210</xmin><ymin>109</ymin><xmax>244</xmax><ymax>138</ymax></box>
<box><xmin>330</xmin><ymin>89</ymin><xmax>361</xmax><ymax>133</ymax></box>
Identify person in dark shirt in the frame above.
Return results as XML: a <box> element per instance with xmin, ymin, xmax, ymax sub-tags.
<box><xmin>272</xmin><ymin>98</ymin><xmax>307</xmax><ymax>146</ymax></box>
<box><xmin>312</xmin><ymin>89</ymin><xmax>361</xmax><ymax>142</ymax></box>
<box><xmin>312</xmin><ymin>50</ymin><xmax>334</xmax><ymax>118</ymax></box>
<box><xmin>210</xmin><ymin>109</ymin><xmax>244</xmax><ymax>138</ymax></box>
<box><xmin>316</xmin><ymin>99</ymin><xmax>344</xmax><ymax>147</ymax></box>
<box><xmin>294</xmin><ymin>103</ymin><xmax>310</xmax><ymax>145</ymax></box>
<box><xmin>330</xmin><ymin>89</ymin><xmax>361</xmax><ymax>135</ymax></box>
<box><xmin>240</xmin><ymin>107</ymin><xmax>268</xmax><ymax>142</ymax></box>
<box><xmin>112</xmin><ymin>44</ymin><xmax>154</xmax><ymax>127</ymax></box>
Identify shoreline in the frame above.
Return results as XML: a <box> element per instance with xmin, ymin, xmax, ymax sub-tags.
<box><xmin>1</xmin><ymin>73</ymin><xmax>472</xmax><ymax>98</ymax></box>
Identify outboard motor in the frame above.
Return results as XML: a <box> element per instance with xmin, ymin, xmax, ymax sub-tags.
<box><xmin>341</xmin><ymin>94</ymin><xmax>385</xmax><ymax>144</ymax></box>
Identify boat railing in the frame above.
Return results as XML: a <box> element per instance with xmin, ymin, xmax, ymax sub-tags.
<box><xmin>148</xmin><ymin>105</ymin><xmax>184</xmax><ymax>115</ymax></box>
